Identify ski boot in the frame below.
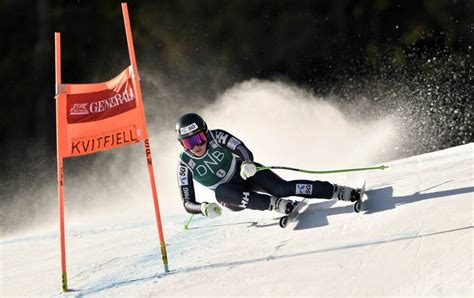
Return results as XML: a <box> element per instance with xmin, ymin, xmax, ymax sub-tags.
<box><xmin>270</xmin><ymin>197</ymin><xmax>310</xmax><ymax>228</ymax></box>
<box><xmin>269</xmin><ymin>197</ymin><xmax>296</xmax><ymax>214</ymax></box>
<box><xmin>332</xmin><ymin>184</ymin><xmax>365</xmax><ymax>212</ymax></box>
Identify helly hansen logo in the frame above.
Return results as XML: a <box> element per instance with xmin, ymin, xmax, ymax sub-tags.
<box><xmin>215</xmin><ymin>131</ymin><xmax>229</xmax><ymax>145</ymax></box>
<box><xmin>296</xmin><ymin>184</ymin><xmax>313</xmax><ymax>195</ymax></box>
<box><xmin>239</xmin><ymin>192</ymin><xmax>250</xmax><ymax>208</ymax></box>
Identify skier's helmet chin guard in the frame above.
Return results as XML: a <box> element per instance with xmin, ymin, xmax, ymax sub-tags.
<box><xmin>176</xmin><ymin>113</ymin><xmax>208</xmax><ymax>151</ymax></box>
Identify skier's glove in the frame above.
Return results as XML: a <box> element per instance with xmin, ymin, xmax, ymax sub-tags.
<box><xmin>240</xmin><ymin>161</ymin><xmax>257</xmax><ymax>180</ymax></box>
<box><xmin>201</xmin><ymin>202</ymin><xmax>222</xmax><ymax>218</ymax></box>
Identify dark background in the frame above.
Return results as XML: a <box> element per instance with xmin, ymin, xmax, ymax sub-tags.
<box><xmin>0</xmin><ymin>0</ymin><xmax>472</xmax><ymax>214</ymax></box>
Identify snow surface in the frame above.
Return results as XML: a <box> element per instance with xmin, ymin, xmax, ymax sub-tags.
<box><xmin>1</xmin><ymin>143</ymin><xmax>473</xmax><ymax>296</ymax></box>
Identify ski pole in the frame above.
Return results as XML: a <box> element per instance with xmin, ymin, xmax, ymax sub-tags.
<box><xmin>256</xmin><ymin>164</ymin><xmax>389</xmax><ymax>174</ymax></box>
<box><xmin>184</xmin><ymin>214</ymin><xmax>194</xmax><ymax>230</ymax></box>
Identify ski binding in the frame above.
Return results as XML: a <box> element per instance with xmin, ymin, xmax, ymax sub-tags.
<box><xmin>353</xmin><ymin>182</ymin><xmax>366</xmax><ymax>213</ymax></box>
<box><xmin>279</xmin><ymin>199</ymin><xmax>310</xmax><ymax>228</ymax></box>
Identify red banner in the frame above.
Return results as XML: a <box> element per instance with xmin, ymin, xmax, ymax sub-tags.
<box><xmin>56</xmin><ymin>66</ymin><xmax>144</xmax><ymax>157</ymax></box>
<box><xmin>67</xmin><ymin>70</ymin><xmax>136</xmax><ymax>124</ymax></box>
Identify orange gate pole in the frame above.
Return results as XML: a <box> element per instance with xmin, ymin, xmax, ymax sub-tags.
<box><xmin>55</xmin><ymin>32</ymin><xmax>68</xmax><ymax>291</ymax></box>
<box><xmin>121</xmin><ymin>2</ymin><xmax>169</xmax><ymax>273</ymax></box>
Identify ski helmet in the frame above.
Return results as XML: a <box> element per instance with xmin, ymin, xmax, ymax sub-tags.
<box><xmin>175</xmin><ymin>113</ymin><xmax>208</xmax><ymax>140</ymax></box>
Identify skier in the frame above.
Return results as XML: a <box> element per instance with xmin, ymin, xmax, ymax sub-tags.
<box><xmin>176</xmin><ymin>113</ymin><xmax>361</xmax><ymax>218</ymax></box>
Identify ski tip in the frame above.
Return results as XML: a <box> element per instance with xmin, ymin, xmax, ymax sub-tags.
<box><xmin>380</xmin><ymin>165</ymin><xmax>389</xmax><ymax>170</ymax></box>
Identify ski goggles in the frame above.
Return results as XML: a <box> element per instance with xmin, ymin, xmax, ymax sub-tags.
<box><xmin>180</xmin><ymin>131</ymin><xmax>207</xmax><ymax>150</ymax></box>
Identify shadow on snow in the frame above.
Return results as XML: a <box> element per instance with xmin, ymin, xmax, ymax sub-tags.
<box><xmin>185</xmin><ymin>183</ymin><xmax>473</xmax><ymax>231</ymax></box>
<box><xmin>294</xmin><ymin>183</ymin><xmax>474</xmax><ymax>230</ymax></box>
<box><xmin>75</xmin><ymin>183</ymin><xmax>473</xmax><ymax>295</ymax></box>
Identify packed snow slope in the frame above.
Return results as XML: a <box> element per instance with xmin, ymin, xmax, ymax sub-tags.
<box><xmin>1</xmin><ymin>143</ymin><xmax>473</xmax><ymax>296</ymax></box>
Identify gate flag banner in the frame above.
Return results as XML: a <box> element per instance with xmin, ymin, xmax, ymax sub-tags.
<box><xmin>57</xmin><ymin>66</ymin><xmax>144</xmax><ymax>157</ymax></box>
<box><xmin>54</xmin><ymin>3</ymin><xmax>169</xmax><ymax>292</ymax></box>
